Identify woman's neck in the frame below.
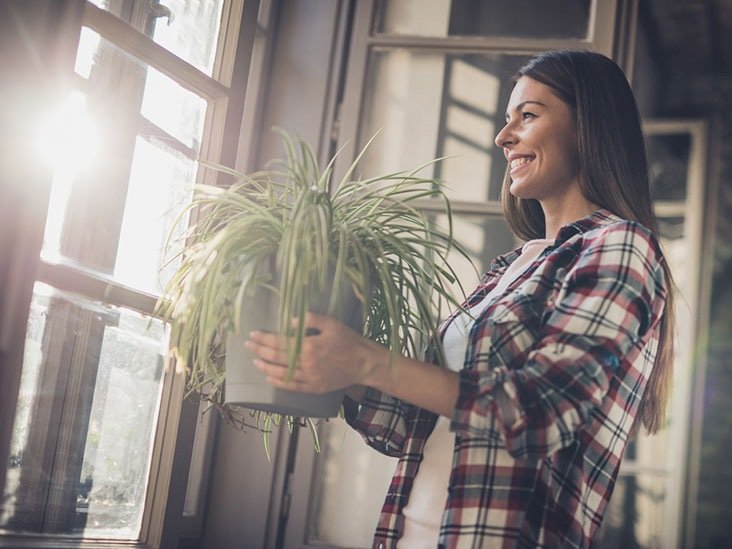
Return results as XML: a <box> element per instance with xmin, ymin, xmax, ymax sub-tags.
<box><xmin>540</xmin><ymin>190</ymin><xmax>599</xmax><ymax>239</ymax></box>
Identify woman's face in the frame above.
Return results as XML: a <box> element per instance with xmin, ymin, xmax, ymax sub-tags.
<box><xmin>494</xmin><ymin>76</ymin><xmax>581</xmax><ymax>205</ymax></box>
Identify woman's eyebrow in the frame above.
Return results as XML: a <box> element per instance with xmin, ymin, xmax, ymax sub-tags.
<box><xmin>505</xmin><ymin>100</ymin><xmax>547</xmax><ymax>120</ymax></box>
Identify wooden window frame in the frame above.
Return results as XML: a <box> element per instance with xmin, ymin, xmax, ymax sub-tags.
<box><xmin>0</xmin><ymin>0</ymin><xmax>258</xmax><ymax>547</ymax></box>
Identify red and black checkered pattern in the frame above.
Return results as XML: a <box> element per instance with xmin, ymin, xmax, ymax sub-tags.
<box><xmin>347</xmin><ymin>209</ymin><xmax>669</xmax><ymax>548</ymax></box>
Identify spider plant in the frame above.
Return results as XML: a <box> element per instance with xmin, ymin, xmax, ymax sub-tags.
<box><xmin>157</xmin><ymin>131</ymin><xmax>472</xmax><ymax>448</ymax></box>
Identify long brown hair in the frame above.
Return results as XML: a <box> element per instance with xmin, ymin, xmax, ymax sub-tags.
<box><xmin>501</xmin><ymin>50</ymin><xmax>674</xmax><ymax>437</ymax></box>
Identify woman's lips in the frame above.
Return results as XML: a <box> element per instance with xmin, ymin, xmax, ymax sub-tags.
<box><xmin>509</xmin><ymin>156</ymin><xmax>534</xmax><ymax>174</ymax></box>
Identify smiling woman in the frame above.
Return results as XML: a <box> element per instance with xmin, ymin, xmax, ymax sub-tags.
<box><xmin>247</xmin><ymin>49</ymin><xmax>676</xmax><ymax>548</ymax></box>
<box><xmin>495</xmin><ymin>76</ymin><xmax>589</xmax><ymax>225</ymax></box>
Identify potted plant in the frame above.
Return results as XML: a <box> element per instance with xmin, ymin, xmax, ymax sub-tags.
<box><xmin>157</xmin><ymin>131</ymin><xmax>470</xmax><ymax>447</ymax></box>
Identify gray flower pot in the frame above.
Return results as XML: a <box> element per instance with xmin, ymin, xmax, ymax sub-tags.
<box><xmin>224</xmin><ymin>265</ymin><xmax>363</xmax><ymax>418</ymax></box>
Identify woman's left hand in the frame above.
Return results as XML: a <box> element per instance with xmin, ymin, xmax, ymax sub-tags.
<box><xmin>244</xmin><ymin>312</ymin><xmax>386</xmax><ymax>394</ymax></box>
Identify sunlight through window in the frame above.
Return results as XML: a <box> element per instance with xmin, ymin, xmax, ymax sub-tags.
<box><xmin>35</xmin><ymin>91</ymin><xmax>100</xmax><ymax>179</ymax></box>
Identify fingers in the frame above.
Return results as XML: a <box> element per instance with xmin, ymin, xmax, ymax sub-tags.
<box><xmin>246</xmin><ymin>327</ymin><xmax>318</xmax><ymax>363</ymax></box>
<box><xmin>245</xmin><ymin>315</ymin><xmax>346</xmax><ymax>395</ymax></box>
<box><xmin>253</xmin><ymin>357</ymin><xmax>305</xmax><ymax>382</ymax></box>
<box><xmin>290</xmin><ymin>312</ymin><xmax>329</xmax><ymax>333</ymax></box>
<box><xmin>247</xmin><ymin>330</ymin><xmax>279</xmax><ymax>347</ymax></box>
<box><xmin>245</xmin><ymin>330</ymin><xmax>318</xmax><ymax>390</ymax></box>
<box><xmin>252</xmin><ymin>357</ymin><xmax>329</xmax><ymax>394</ymax></box>
<box><xmin>244</xmin><ymin>334</ymin><xmax>288</xmax><ymax>366</ymax></box>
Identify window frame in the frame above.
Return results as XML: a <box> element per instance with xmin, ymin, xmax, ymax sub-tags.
<box><xmin>334</xmin><ymin>0</ymin><xmax>617</xmax><ymax>201</ymax></box>
<box><xmin>0</xmin><ymin>0</ymin><xmax>258</xmax><ymax>547</ymax></box>
<box><xmin>640</xmin><ymin>119</ymin><xmax>709</xmax><ymax>549</ymax></box>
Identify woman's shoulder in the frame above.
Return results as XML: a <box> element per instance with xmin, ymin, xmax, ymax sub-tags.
<box><xmin>585</xmin><ymin>215</ymin><xmax>662</xmax><ymax>254</ymax></box>
<box><xmin>564</xmin><ymin>209</ymin><xmax>663</xmax><ymax>258</ymax></box>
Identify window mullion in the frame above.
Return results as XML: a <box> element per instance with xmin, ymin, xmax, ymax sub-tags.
<box><xmin>138</xmin><ymin>118</ymin><xmax>199</xmax><ymax>160</ymax></box>
<box><xmin>139</xmin><ymin>354</ymin><xmax>193</xmax><ymax>549</ymax></box>
<box><xmin>211</xmin><ymin>0</ymin><xmax>246</xmax><ymax>87</ymax></box>
<box><xmin>410</xmin><ymin>199</ymin><xmax>504</xmax><ymax>216</ymax></box>
<box><xmin>366</xmin><ymin>34</ymin><xmax>600</xmax><ymax>53</ymax></box>
<box><xmin>82</xmin><ymin>2</ymin><xmax>230</xmax><ymax>101</ymax></box>
<box><xmin>36</xmin><ymin>261</ymin><xmax>159</xmax><ymax>316</ymax></box>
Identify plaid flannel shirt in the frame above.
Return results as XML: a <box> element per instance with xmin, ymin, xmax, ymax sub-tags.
<box><xmin>346</xmin><ymin>209</ymin><xmax>668</xmax><ymax>548</ymax></box>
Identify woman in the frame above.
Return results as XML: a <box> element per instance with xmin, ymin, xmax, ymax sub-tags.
<box><xmin>246</xmin><ymin>50</ymin><xmax>674</xmax><ymax>548</ymax></box>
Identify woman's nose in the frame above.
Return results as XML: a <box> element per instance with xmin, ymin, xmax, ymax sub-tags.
<box><xmin>494</xmin><ymin>121</ymin><xmax>516</xmax><ymax>149</ymax></box>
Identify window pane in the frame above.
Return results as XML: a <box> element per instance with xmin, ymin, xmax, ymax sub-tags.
<box><xmin>374</xmin><ymin>0</ymin><xmax>591</xmax><ymax>39</ymax></box>
<box><xmin>595</xmin><ymin>474</ymin><xmax>668</xmax><ymax>548</ymax></box>
<box><xmin>432</xmin><ymin>213</ymin><xmax>518</xmax><ymax>302</ymax></box>
<box><xmin>88</xmin><ymin>0</ymin><xmax>224</xmax><ymax>76</ymax></box>
<box><xmin>41</xmin><ymin>132</ymin><xmax>197</xmax><ymax>295</ymax></box>
<box><xmin>114</xmin><ymin>136</ymin><xmax>197</xmax><ymax>294</ymax></box>
<box><xmin>658</xmin><ymin>216</ymin><xmax>685</xmax><ymax>241</ymax></box>
<box><xmin>647</xmin><ymin>133</ymin><xmax>690</xmax><ymax>201</ymax></box>
<box><xmin>76</xmin><ymin>27</ymin><xmax>207</xmax><ymax>152</ymax></box>
<box><xmin>359</xmin><ymin>50</ymin><xmax>525</xmax><ymax>203</ymax></box>
<box><xmin>623</xmin><ymin>428</ymin><xmax>671</xmax><ymax>473</ymax></box>
<box><xmin>44</xmin><ymin>27</ymin><xmax>203</xmax><ymax>295</ymax></box>
<box><xmin>1</xmin><ymin>283</ymin><xmax>168</xmax><ymax>539</ymax></box>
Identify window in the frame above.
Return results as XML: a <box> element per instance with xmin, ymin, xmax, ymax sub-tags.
<box><xmin>373</xmin><ymin>0</ymin><xmax>593</xmax><ymax>39</ymax></box>
<box><xmin>595</xmin><ymin>120</ymin><xmax>708</xmax><ymax>548</ymax></box>
<box><xmin>0</xmin><ymin>1</ymin><xmax>257</xmax><ymax>546</ymax></box>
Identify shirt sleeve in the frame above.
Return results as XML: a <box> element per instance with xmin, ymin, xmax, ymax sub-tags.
<box><xmin>344</xmin><ymin>387</ymin><xmax>417</xmax><ymax>457</ymax></box>
<box><xmin>451</xmin><ymin>221</ymin><xmax>668</xmax><ymax>459</ymax></box>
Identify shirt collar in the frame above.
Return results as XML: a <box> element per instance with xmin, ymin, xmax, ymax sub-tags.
<box><xmin>489</xmin><ymin>208</ymin><xmax>621</xmax><ymax>271</ymax></box>
<box><xmin>554</xmin><ymin>208</ymin><xmax>621</xmax><ymax>244</ymax></box>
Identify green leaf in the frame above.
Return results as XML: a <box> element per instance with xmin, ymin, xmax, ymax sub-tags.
<box><xmin>158</xmin><ymin>130</ymin><xmax>476</xmax><ymax>454</ymax></box>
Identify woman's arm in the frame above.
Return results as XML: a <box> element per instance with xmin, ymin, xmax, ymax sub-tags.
<box><xmin>246</xmin><ymin>313</ymin><xmax>460</xmax><ymax>419</ymax></box>
<box><xmin>451</xmin><ymin>221</ymin><xmax>669</xmax><ymax>458</ymax></box>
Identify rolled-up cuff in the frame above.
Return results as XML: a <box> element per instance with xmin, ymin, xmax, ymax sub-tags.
<box><xmin>450</xmin><ymin>368</ymin><xmax>526</xmax><ymax>453</ymax></box>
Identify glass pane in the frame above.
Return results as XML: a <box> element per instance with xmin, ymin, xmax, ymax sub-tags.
<box><xmin>374</xmin><ymin>0</ymin><xmax>591</xmax><ymax>39</ymax></box>
<box><xmin>42</xmin><ymin>28</ymin><xmax>202</xmax><ymax>294</ymax></box>
<box><xmin>114</xmin><ymin>136</ymin><xmax>197</xmax><ymax>294</ymax></box>
<box><xmin>310</xmin><ymin>419</ymin><xmax>396</xmax><ymax>547</ymax></box>
<box><xmin>647</xmin><ymin>133</ymin><xmax>690</xmax><ymax>201</ymax></box>
<box><xmin>1</xmin><ymin>283</ymin><xmax>168</xmax><ymax>539</ymax></box>
<box><xmin>623</xmin><ymin>428</ymin><xmax>671</xmax><ymax>473</ymax></box>
<box><xmin>76</xmin><ymin>27</ymin><xmax>207</xmax><ymax>151</ymax></box>
<box><xmin>41</xmin><ymin>131</ymin><xmax>197</xmax><ymax>295</ymax></box>
<box><xmin>595</xmin><ymin>474</ymin><xmax>669</xmax><ymax>548</ymax></box>
<box><xmin>658</xmin><ymin>216</ymin><xmax>685</xmax><ymax>242</ymax></box>
<box><xmin>141</xmin><ymin>66</ymin><xmax>207</xmax><ymax>152</ymax></box>
<box><xmin>662</xmin><ymin>213</ymin><xmax>691</xmax><ymax>302</ymax></box>
<box><xmin>88</xmin><ymin>0</ymin><xmax>224</xmax><ymax>76</ymax></box>
<box><xmin>432</xmin><ymin>213</ymin><xmax>518</xmax><ymax>307</ymax></box>
<box><xmin>359</xmin><ymin>49</ymin><xmax>526</xmax><ymax>204</ymax></box>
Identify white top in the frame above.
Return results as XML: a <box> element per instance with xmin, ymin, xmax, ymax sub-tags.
<box><xmin>398</xmin><ymin>238</ymin><xmax>554</xmax><ymax>547</ymax></box>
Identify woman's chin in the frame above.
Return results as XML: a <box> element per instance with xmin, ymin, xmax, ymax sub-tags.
<box><xmin>508</xmin><ymin>180</ymin><xmax>534</xmax><ymax>199</ymax></box>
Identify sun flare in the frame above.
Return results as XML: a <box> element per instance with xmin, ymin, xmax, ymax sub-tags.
<box><xmin>35</xmin><ymin>91</ymin><xmax>100</xmax><ymax>178</ymax></box>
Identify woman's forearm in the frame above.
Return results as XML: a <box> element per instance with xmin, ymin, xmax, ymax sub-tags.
<box><xmin>359</xmin><ymin>342</ymin><xmax>460</xmax><ymax>419</ymax></box>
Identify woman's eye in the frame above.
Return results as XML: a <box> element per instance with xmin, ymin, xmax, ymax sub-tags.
<box><xmin>522</xmin><ymin>112</ymin><xmax>536</xmax><ymax>120</ymax></box>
